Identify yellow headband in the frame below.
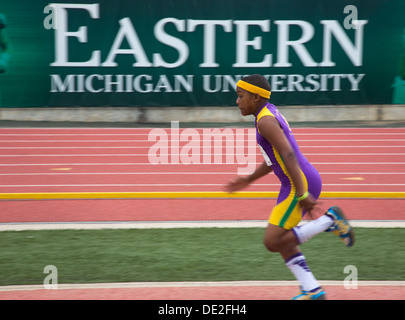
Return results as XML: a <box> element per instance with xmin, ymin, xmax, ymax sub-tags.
<box><xmin>236</xmin><ymin>80</ymin><xmax>271</xmax><ymax>99</ymax></box>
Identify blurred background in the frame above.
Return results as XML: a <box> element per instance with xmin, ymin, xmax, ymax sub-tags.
<box><xmin>0</xmin><ymin>0</ymin><xmax>404</xmax><ymax>125</ymax></box>
<box><xmin>0</xmin><ymin>0</ymin><xmax>404</xmax><ymax>300</ymax></box>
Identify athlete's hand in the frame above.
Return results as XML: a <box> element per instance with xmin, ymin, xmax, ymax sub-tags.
<box><xmin>299</xmin><ymin>193</ymin><xmax>318</xmax><ymax>219</ymax></box>
<box><xmin>224</xmin><ymin>176</ymin><xmax>251</xmax><ymax>193</ymax></box>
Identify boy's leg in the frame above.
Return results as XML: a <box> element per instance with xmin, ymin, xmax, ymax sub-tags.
<box><xmin>264</xmin><ymin>224</ymin><xmax>323</xmax><ymax>293</ymax></box>
<box><xmin>264</xmin><ymin>209</ymin><xmax>354</xmax><ymax>299</ymax></box>
<box><xmin>263</xmin><ymin>223</ymin><xmax>299</xmax><ymax>254</ymax></box>
<box><xmin>284</xmin><ymin>250</ymin><xmax>322</xmax><ymax>295</ymax></box>
<box><xmin>264</xmin><ymin>195</ymin><xmax>334</xmax><ymax>251</ymax></box>
<box><xmin>292</xmin><ymin>214</ymin><xmax>334</xmax><ymax>244</ymax></box>
<box><xmin>264</xmin><ymin>186</ymin><xmax>333</xmax><ymax>299</ymax></box>
<box><xmin>292</xmin><ymin>207</ymin><xmax>355</xmax><ymax>247</ymax></box>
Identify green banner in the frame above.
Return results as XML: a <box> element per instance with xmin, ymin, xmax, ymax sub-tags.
<box><xmin>0</xmin><ymin>0</ymin><xmax>404</xmax><ymax>107</ymax></box>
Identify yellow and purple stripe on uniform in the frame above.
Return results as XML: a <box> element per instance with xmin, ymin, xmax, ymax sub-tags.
<box><xmin>255</xmin><ymin>103</ymin><xmax>322</xmax><ymax>229</ymax></box>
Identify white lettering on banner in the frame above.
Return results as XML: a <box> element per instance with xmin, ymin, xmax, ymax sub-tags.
<box><xmin>50</xmin><ymin>73</ymin><xmax>365</xmax><ymax>93</ymax></box>
<box><xmin>50</xmin><ymin>74</ymin><xmax>195</xmax><ymax>93</ymax></box>
<box><xmin>202</xmin><ymin>75</ymin><xmax>243</xmax><ymax>93</ymax></box>
<box><xmin>102</xmin><ymin>18</ymin><xmax>152</xmax><ymax>68</ymax></box>
<box><xmin>232</xmin><ymin>20</ymin><xmax>272</xmax><ymax>68</ymax></box>
<box><xmin>273</xmin><ymin>20</ymin><xmax>317</xmax><ymax>67</ymax></box>
<box><xmin>47</xmin><ymin>4</ymin><xmax>368</xmax><ymax>69</ymax></box>
<box><xmin>50</xmin><ymin>3</ymin><xmax>101</xmax><ymax>67</ymax></box>
<box><xmin>154</xmin><ymin>18</ymin><xmax>190</xmax><ymax>68</ymax></box>
<box><xmin>321</xmin><ymin>20</ymin><xmax>367</xmax><ymax>67</ymax></box>
<box><xmin>187</xmin><ymin>20</ymin><xmax>233</xmax><ymax>68</ymax></box>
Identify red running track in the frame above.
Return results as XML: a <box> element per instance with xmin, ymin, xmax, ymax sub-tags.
<box><xmin>1</xmin><ymin>127</ymin><xmax>405</xmax><ymax>300</ymax></box>
<box><xmin>0</xmin><ymin>199</ymin><xmax>403</xmax><ymax>223</ymax></box>
<box><xmin>0</xmin><ymin>127</ymin><xmax>405</xmax><ymax>222</ymax></box>
<box><xmin>1</xmin><ymin>284</ymin><xmax>404</xmax><ymax>300</ymax></box>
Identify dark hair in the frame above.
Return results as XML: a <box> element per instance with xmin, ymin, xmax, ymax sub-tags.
<box><xmin>241</xmin><ymin>74</ymin><xmax>271</xmax><ymax>91</ymax></box>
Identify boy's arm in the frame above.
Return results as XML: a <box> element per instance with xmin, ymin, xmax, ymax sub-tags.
<box><xmin>225</xmin><ymin>161</ymin><xmax>272</xmax><ymax>193</ymax></box>
<box><xmin>246</xmin><ymin>160</ymin><xmax>273</xmax><ymax>183</ymax></box>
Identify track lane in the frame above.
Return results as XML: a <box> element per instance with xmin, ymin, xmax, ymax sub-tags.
<box><xmin>1</xmin><ymin>127</ymin><xmax>404</xmax><ymax>301</ymax></box>
<box><xmin>0</xmin><ymin>127</ymin><xmax>404</xmax><ymax>213</ymax></box>
<box><xmin>1</xmin><ymin>171</ymin><xmax>404</xmax><ymax>185</ymax></box>
<box><xmin>0</xmin><ymin>198</ymin><xmax>403</xmax><ymax>223</ymax></box>
<box><xmin>1</xmin><ymin>282</ymin><xmax>404</xmax><ymax>300</ymax></box>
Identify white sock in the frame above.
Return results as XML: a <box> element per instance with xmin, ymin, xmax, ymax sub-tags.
<box><xmin>286</xmin><ymin>253</ymin><xmax>320</xmax><ymax>292</ymax></box>
<box><xmin>292</xmin><ymin>215</ymin><xmax>334</xmax><ymax>244</ymax></box>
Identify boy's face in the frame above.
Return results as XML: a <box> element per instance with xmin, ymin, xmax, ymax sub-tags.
<box><xmin>236</xmin><ymin>87</ymin><xmax>260</xmax><ymax>116</ymax></box>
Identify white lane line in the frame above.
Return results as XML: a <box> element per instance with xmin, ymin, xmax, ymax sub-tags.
<box><xmin>0</xmin><ymin>280</ymin><xmax>404</xmax><ymax>292</ymax></box>
<box><xmin>0</xmin><ymin>139</ymin><xmax>404</xmax><ymax>142</ymax></box>
<box><xmin>1</xmin><ymin>280</ymin><xmax>404</xmax><ymax>292</ymax></box>
<box><xmin>0</xmin><ymin>126</ymin><xmax>403</xmax><ymax>129</ymax></box>
<box><xmin>1</xmin><ymin>132</ymin><xmax>405</xmax><ymax>136</ymax></box>
<box><xmin>0</xmin><ymin>153</ymin><xmax>404</xmax><ymax>157</ymax></box>
<box><xmin>0</xmin><ymin>172</ymin><xmax>404</xmax><ymax>176</ymax></box>
<box><xmin>1</xmin><ymin>145</ymin><xmax>404</xmax><ymax>149</ymax></box>
<box><xmin>1</xmin><ymin>183</ymin><xmax>405</xmax><ymax>187</ymax></box>
<box><xmin>0</xmin><ymin>162</ymin><xmax>404</xmax><ymax>166</ymax></box>
<box><xmin>0</xmin><ymin>220</ymin><xmax>404</xmax><ymax>231</ymax></box>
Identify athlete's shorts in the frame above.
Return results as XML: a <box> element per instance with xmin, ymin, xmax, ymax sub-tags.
<box><xmin>269</xmin><ymin>163</ymin><xmax>322</xmax><ymax>230</ymax></box>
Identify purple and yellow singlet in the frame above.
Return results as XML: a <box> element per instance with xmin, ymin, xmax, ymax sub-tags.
<box><xmin>255</xmin><ymin>103</ymin><xmax>322</xmax><ymax>229</ymax></box>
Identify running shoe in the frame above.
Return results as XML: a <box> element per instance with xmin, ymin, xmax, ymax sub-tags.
<box><xmin>292</xmin><ymin>287</ymin><xmax>326</xmax><ymax>300</ymax></box>
<box><xmin>325</xmin><ymin>206</ymin><xmax>355</xmax><ymax>247</ymax></box>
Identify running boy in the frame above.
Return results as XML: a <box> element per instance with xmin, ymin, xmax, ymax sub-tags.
<box><xmin>225</xmin><ymin>74</ymin><xmax>355</xmax><ymax>300</ymax></box>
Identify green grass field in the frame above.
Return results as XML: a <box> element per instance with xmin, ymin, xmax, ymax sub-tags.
<box><xmin>0</xmin><ymin>228</ymin><xmax>404</xmax><ymax>286</ymax></box>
